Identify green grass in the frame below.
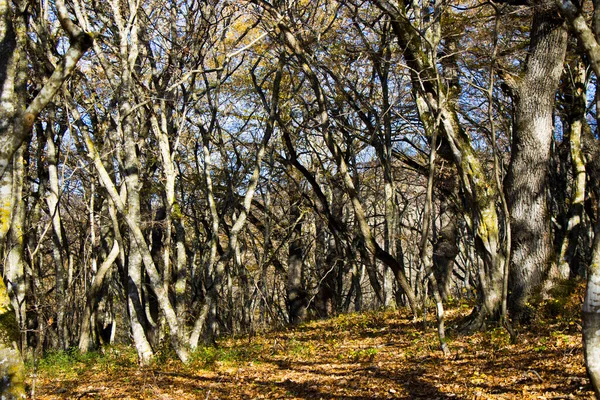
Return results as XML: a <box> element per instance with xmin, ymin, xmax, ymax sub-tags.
<box><xmin>189</xmin><ymin>343</ymin><xmax>265</xmax><ymax>368</ymax></box>
<box><xmin>31</xmin><ymin>345</ymin><xmax>137</xmax><ymax>377</ymax></box>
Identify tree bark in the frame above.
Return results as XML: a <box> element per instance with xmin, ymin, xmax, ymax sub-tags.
<box><xmin>583</xmin><ymin>218</ymin><xmax>600</xmax><ymax>397</ymax></box>
<box><xmin>505</xmin><ymin>5</ymin><xmax>568</xmax><ymax>320</ymax></box>
<box><xmin>557</xmin><ymin>58</ymin><xmax>587</xmax><ymax>278</ymax></box>
<box><xmin>287</xmin><ymin>198</ymin><xmax>307</xmax><ymax>325</ymax></box>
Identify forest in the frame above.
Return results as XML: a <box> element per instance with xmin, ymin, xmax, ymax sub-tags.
<box><xmin>0</xmin><ymin>0</ymin><xmax>600</xmax><ymax>397</ymax></box>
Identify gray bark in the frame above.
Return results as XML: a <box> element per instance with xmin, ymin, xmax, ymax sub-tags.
<box><xmin>5</xmin><ymin>146</ymin><xmax>26</xmax><ymax>352</ymax></box>
<box><xmin>583</xmin><ymin>218</ymin><xmax>600</xmax><ymax>398</ymax></box>
<box><xmin>506</xmin><ymin>5</ymin><xmax>568</xmax><ymax>320</ymax></box>
<box><xmin>0</xmin><ymin>0</ymin><xmax>90</xmax><ymax>393</ymax></box>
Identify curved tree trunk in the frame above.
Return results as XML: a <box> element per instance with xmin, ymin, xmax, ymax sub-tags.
<box><xmin>371</xmin><ymin>0</ymin><xmax>505</xmax><ymax>327</ymax></box>
<box><xmin>506</xmin><ymin>6</ymin><xmax>568</xmax><ymax>321</ymax></box>
<box><xmin>0</xmin><ymin>0</ymin><xmax>91</xmax><ymax>392</ymax></box>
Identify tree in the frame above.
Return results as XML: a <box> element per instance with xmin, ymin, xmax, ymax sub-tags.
<box><xmin>371</xmin><ymin>0</ymin><xmax>506</xmax><ymax>329</ymax></box>
<box><xmin>551</xmin><ymin>0</ymin><xmax>600</xmax><ymax>393</ymax></box>
<box><xmin>504</xmin><ymin>0</ymin><xmax>568</xmax><ymax>321</ymax></box>
<box><xmin>0</xmin><ymin>0</ymin><xmax>92</xmax><ymax>394</ymax></box>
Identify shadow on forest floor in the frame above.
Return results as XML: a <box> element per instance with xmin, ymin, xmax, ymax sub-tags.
<box><xmin>32</xmin><ymin>301</ymin><xmax>594</xmax><ymax>399</ymax></box>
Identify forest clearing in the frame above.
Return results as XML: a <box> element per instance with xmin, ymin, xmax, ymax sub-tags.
<box><xmin>33</xmin><ymin>296</ymin><xmax>594</xmax><ymax>399</ymax></box>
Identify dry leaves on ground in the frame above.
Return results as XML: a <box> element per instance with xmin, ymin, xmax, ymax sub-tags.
<box><xmin>31</xmin><ymin>302</ymin><xmax>595</xmax><ymax>399</ymax></box>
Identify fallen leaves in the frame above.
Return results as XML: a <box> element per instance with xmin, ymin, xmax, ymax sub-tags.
<box><xmin>31</xmin><ymin>305</ymin><xmax>595</xmax><ymax>399</ymax></box>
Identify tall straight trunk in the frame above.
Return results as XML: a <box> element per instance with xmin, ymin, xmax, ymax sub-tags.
<box><xmin>195</xmin><ymin>126</ymin><xmax>222</xmax><ymax>345</ymax></box>
<box><xmin>119</xmin><ymin>59</ymin><xmax>155</xmax><ymax>368</ymax></box>
<box><xmin>121</xmin><ymin>103</ymin><xmax>155</xmax><ymax>365</ymax></box>
<box><xmin>287</xmin><ymin>198</ymin><xmax>306</xmax><ymax>325</ymax></box>
<box><xmin>5</xmin><ymin>146</ymin><xmax>26</xmax><ymax>351</ymax></box>
<box><xmin>583</xmin><ymin>217</ymin><xmax>600</xmax><ymax>397</ymax></box>
<box><xmin>44</xmin><ymin>120</ymin><xmax>70</xmax><ymax>350</ymax></box>
<box><xmin>3</xmin><ymin>149</ymin><xmax>25</xmax><ymax>364</ymax></box>
<box><xmin>557</xmin><ymin>58</ymin><xmax>587</xmax><ymax>278</ymax></box>
<box><xmin>377</xmin><ymin>39</ymin><xmax>398</xmax><ymax>308</ymax></box>
<box><xmin>505</xmin><ymin>6</ymin><xmax>568</xmax><ymax>320</ymax></box>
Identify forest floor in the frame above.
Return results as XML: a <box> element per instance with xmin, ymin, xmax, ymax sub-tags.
<box><xmin>31</xmin><ymin>289</ymin><xmax>595</xmax><ymax>399</ymax></box>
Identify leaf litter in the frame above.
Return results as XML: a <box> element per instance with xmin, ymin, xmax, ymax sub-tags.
<box><xmin>31</xmin><ymin>298</ymin><xmax>595</xmax><ymax>399</ymax></box>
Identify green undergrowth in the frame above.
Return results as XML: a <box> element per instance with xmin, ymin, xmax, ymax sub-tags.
<box><xmin>188</xmin><ymin>343</ymin><xmax>266</xmax><ymax>367</ymax></box>
<box><xmin>31</xmin><ymin>345</ymin><xmax>138</xmax><ymax>378</ymax></box>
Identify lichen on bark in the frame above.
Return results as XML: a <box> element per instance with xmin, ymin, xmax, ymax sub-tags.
<box><xmin>0</xmin><ymin>280</ymin><xmax>25</xmax><ymax>399</ymax></box>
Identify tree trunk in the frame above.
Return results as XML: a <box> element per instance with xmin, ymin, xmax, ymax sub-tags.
<box><xmin>79</xmin><ymin>241</ymin><xmax>119</xmax><ymax>352</ymax></box>
<box><xmin>372</xmin><ymin>0</ymin><xmax>505</xmax><ymax>326</ymax></box>
<box><xmin>44</xmin><ymin>119</ymin><xmax>70</xmax><ymax>350</ymax></box>
<box><xmin>433</xmin><ymin>177</ymin><xmax>460</xmax><ymax>301</ymax></box>
<box><xmin>119</xmin><ymin>46</ymin><xmax>155</xmax><ymax>364</ymax></box>
<box><xmin>506</xmin><ymin>6</ymin><xmax>568</xmax><ymax>320</ymax></box>
<box><xmin>583</xmin><ymin>218</ymin><xmax>600</xmax><ymax>397</ymax></box>
<box><xmin>5</xmin><ymin>146</ymin><xmax>26</xmax><ymax>352</ymax></box>
<box><xmin>287</xmin><ymin>199</ymin><xmax>306</xmax><ymax>325</ymax></box>
<box><xmin>557</xmin><ymin>58</ymin><xmax>587</xmax><ymax>278</ymax></box>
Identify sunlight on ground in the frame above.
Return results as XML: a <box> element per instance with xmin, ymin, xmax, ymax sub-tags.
<box><xmin>32</xmin><ymin>300</ymin><xmax>594</xmax><ymax>399</ymax></box>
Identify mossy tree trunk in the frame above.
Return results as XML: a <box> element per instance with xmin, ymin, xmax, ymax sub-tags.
<box><xmin>548</xmin><ymin>1</ymin><xmax>600</xmax><ymax>393</ymax></box>
<box><xmin>1</xmin><ymin>0</ymin><xmax>91</xmax><ymax>394</ymax></box>
<box><xmin>372</xmin><ymin>0</ymin><xmax>505</xmax><ymax>327</ymax></box>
